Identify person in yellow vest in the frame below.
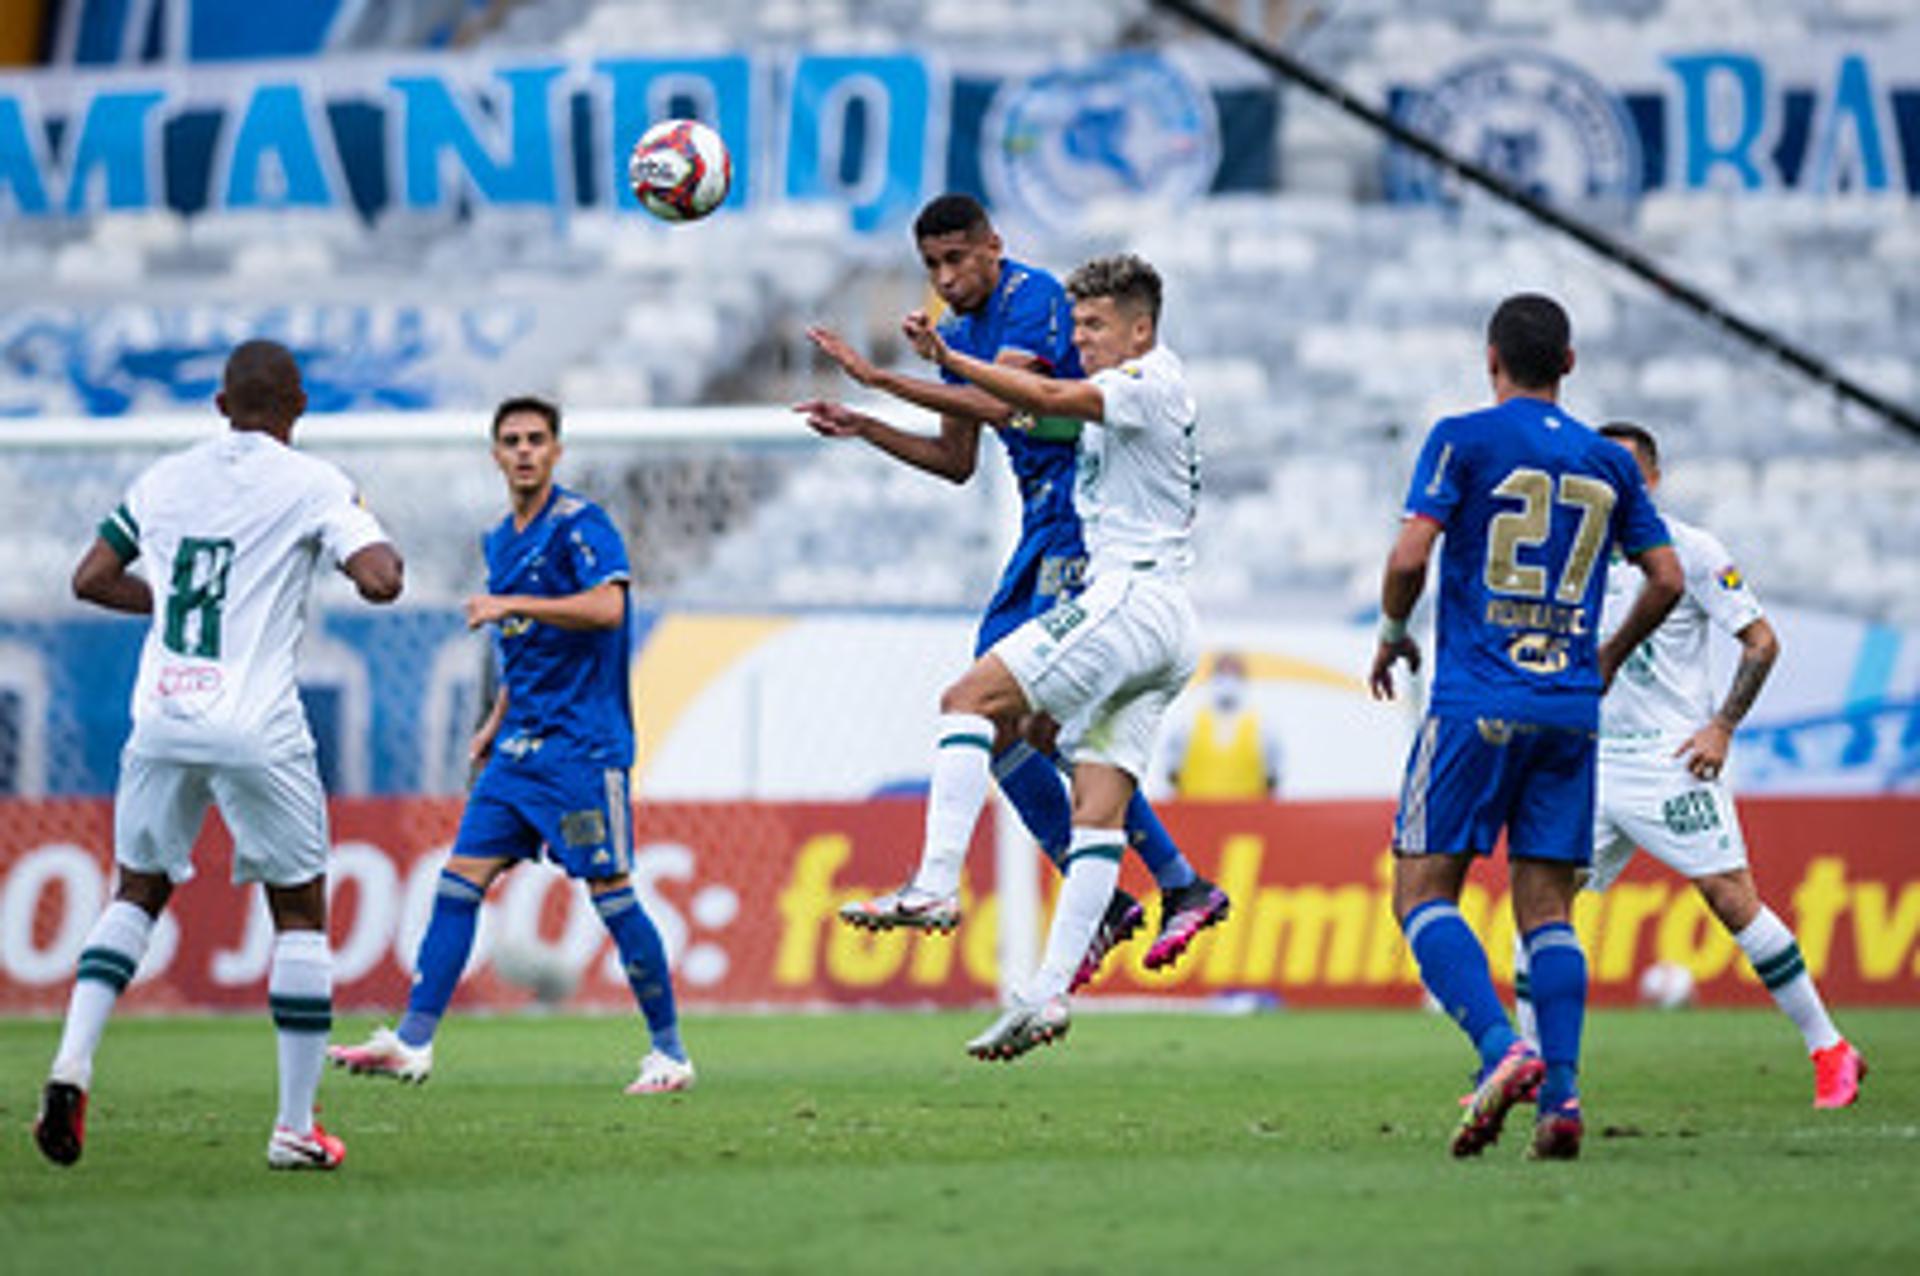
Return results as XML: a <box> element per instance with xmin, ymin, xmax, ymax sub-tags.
<box><xmin>1163</xmin><ymin>652</ymin><xmax>1283</xmax><ymax>798</ymax></box>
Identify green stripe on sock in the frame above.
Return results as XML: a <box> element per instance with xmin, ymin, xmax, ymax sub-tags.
<box><xmin>1065</xmin><ymin>843</ymin><xmax>1124</xmax><ymax>865</ymax></box>
<box><xmin>76</xmin><ymin>947</ymin><xmax>136</xmax><ymax>991</ymax></box>
<box><xmin>1755</xmin><ymin>949</ymin><xmax>1806</xmax><ymax>991</ymax></box>
<box><xmin>1514</xmin><ymin>972</ymin><xmax>1532</xmax><ymax>999</ymax></box>
<box><xmin>938</xmin><ymin>733</ymin><xmax>994</xmax><ymax>752</ymax></box>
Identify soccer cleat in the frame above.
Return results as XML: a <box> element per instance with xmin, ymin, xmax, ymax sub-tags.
<box><xmin>1071</xmin><ymin>890</ymin><xmax>1144</xmax><ymax>991</ymax></box>
<box><xmin>266</xmin><ymin>1122</ymin><xmax>346</xmax><ymax>1170</ymax></box>
<box><xmin>1144</xmin><ymin>878</ymin><xmax>1231</xmax><ymax>970</ymax></box>
<box><xmin>965</xmin><ymin>994</ymin><xmax>1071</xmax><ymax>1062</ymax></box>
<box><xmin>326</xmin><ymin>1025</ymin><xmax>433</xmax><ymax>1083</ymax></box>
<box><xmin>836</xmin><ymin>884</ymin><xmax>961</xmax><ymax>933</ymax></box>
<box><xmin>1812</xmin><ymin>1039</ymin><xmax>1867</xmax><ymax>1109</ymax></box>
<box><xmin>1528</xmin><ymin>1100</ymin><xmax>1584</xmax><ymax>1161</ymax></box>
<box><xmin>1451</xmin><ymin>1041</ymin><xmax>1546</xmax><ymax>1158</ymax></box>
<box><xmin>625</xmin><ymin>1050</ymin><xmax>696</xmax><ymax>1095</ymax></box>
<box><xmin>33</xmin><ymin>1081</ymin><xmax>88</xmax><ymax>1167</ymax></box>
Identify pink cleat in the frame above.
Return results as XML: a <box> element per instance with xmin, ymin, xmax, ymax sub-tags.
<box><xmin>1452</xmin><ymin>1041</ymin><xmax>1545</xmax><ymax>1158</ymax></box>
<box><xmin>1812</xmin><ymin>1039</ymin><xmax>1867</xmax><ymax>1109</ymax></box>
<box><xmin>267</xmin><ymin>1122</ymin><xmax>346</xmax><ymax>1170</ymax></box>
<box><xmin>34</xmin><ymin>1081</ymin><xmax>88</xmax><ymax>1167</ymax></box>
<box><xmin>626</xmin><ymin>1050</ymin><xmax>696</xmax><ymax>1095</ymax></box>
<box><xmin>1071</xmin><ymin>890</ymin><xmax>1143</xmax><ymax>991</ymax></box>
<box><xmin>327</xmin><ymin>1025</ymin><xmax>432</xmax><ymax>1083</ymax></box>
<box><xmin>1528</xmin><ymin>1100</ymin><xmax>1584</xmax><ymax>1161</ymax></box>
<box><xmin>1143</xmin><ymin>879</ymin><xmax>1230</xmax><ymax>971</ymax></box>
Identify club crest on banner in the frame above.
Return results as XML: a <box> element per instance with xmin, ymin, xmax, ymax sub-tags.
<box><xmin>983</xmin><ymin>52</ymin><xmax>1220</xmax><ymax>232</ymax></box>
<box><xmin>1388</xmin><ymin>49</ymin><xmax>1642</xmax><ymax>206</ymax></box>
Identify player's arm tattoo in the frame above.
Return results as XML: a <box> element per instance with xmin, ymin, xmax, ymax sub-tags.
<box><xmin>1714</xmin><ymin>620</ymin><xmax>1780</xmax><ymax>728</ymax></box>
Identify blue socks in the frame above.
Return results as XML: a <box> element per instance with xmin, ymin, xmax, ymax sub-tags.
<box><xmin>1402</xmin><ymin>899</ymin><xmax>1517</xmax><ymax>1071</ymax></box>
<box><xmin>1524</xmin><ymin>922</ymin><xmax>1586</xmax><ymax>1111</ymax></box>
<box><xmin>595</xmin><ymin>886</ymin><xmax>684</xmax><ymax>1062</ymax></box>
<box><xmin>1125</xmin><ymin>791</ymin><xmax>1196</xmax><ymax>891</ymax></box>
<box><xmin>992</xmin><ymin>743</ymin><xmax>1072</xmax><ymax>870</ymax></box>
<box><xmin>397</xmin><ymin>870</ymin><xmax>486</xmax><ymax>1048</ymax></box>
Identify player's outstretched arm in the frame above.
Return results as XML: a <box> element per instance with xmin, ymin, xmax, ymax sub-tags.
<box><xmin>793</xmin><ymin>398</ymin><xmax>983</xmax><ymax>484</ymax></box>
<box><xmin>344</xmin><ymin>542</ymin><xmax>404</xmax><ymax>604</ymax></box>
<box><xmin>1677</xmin><ymin>616</ymin><xmax>1779</xmax><ymax>779</ymax></box>
<box><xmin>1597</xmin><ymin>544</ymin><xmax>1684</xmax><ymax>688</ymax></box>
<box><xmin>467</xmin><ymin>580</ymin><xmax>625</xmax><ymax>632</ymax></box>
<box><xmin>1369</xmin><ymin>516</ymin><xmax>1439</xmax><ymax>700</ymax></box>
<box><xmin>808</xmin><ymin>326</ymin><xmax>1020</xmax><ymax>426</ymax></box>
<box><xmin>903</xmin><ymin>311</ymin><xmax>1105</xmax><ymax>423</ymax></box>
<box><xmin>71</xmin><ymin>537</ymin><xmax>152</xmax><ymax>615</ymax></box>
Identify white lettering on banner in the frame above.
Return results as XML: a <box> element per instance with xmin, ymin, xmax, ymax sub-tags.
<box><xmin>393</xmin><ymin>847</ymin><xmax>498</xmax><ymax>977</ymax></box>
<box><xmin>328</xmin><ymin>842</ymin><xmax>401</xmax><ymax>986</ymax></box>
<box><xmin>0</xmin><ymin>845</ymin><xmax>102</xmax><ymax>985</ymax></box>
<box><xmin>211</xmin><ymin>889</ymin><xmax>274</xmax><ymax>987</ymax></box>
<box><xmin>497</xmin><ymin>865</ymin><xmax>603</xmax><ymax>976</ymax></box>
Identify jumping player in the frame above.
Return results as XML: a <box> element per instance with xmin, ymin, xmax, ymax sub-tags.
<box><xmin>329</xmin><ymin>397</ymin><xmax>691</xmax><ymax>1095</ymax></box>
<box><xmin>879</xmin><ymin>252</ymin><xmax>1201</xmax><ymax>1058</ymax></box>
<box><xmin>1371</xmin><ymin>295</ymin><xmax>1683</xmax><ymax>1160</ymax></box>
<box><xmin>35</xmin><ymin>340</ymin><xmax>404</xmax><ymax>1170</ymax></box>
<box><xmin>800</xmin><ymin>194</ymin><xmax>1227</xmax><ymax>982</ymax></box>
<box><xmin>1512</xmin><ymin>422</ymin><xmax>1865</xmax><ymax>1108</ymax></box>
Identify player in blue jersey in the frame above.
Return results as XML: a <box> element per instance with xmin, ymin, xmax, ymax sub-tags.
<box><xmin>1369</xmin><ymin>295</ymin><xmax>1683</xmax><ymax>1160</ymax></box>
<box><xmin>330</xmin><ymin>397</ymin><xmax>692</xmax><ymax>1095</ymax></box>
<box><xmin>797</xmin><ymin>193</ymin><xmax>1228</xmax><ymax>983</ymax></box>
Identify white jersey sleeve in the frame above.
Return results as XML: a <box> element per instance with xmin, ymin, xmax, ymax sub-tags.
<box><xmin>1092</xmin><ymin>357</ymin><xmax>1175</xmax><ymax>432</ymax></box>
<box><xmin>1683</xmin><ymin>526</ymin><xmax>1765</xmax><ymax>638</ymax></box>
<box><xmin>311</xmin><ymin>467</ymin><xmax>389</xmax><ymax>566</ymax></box>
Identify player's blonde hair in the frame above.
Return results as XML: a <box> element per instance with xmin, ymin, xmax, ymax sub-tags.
<box><xmin>1066</xmin><ymin>254</ymin><xmax>1162</xmax><ymax>326</ymax></box>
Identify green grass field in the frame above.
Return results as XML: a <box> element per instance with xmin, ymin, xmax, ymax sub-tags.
<box><xmin>2</xmin><ymin>1008</ymin><xmax>1913</xmax><ymax>1274</ymax></box>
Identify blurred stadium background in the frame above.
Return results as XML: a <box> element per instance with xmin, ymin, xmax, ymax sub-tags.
<box><xmin>0</xmin><ymin>0</ymin><xmax>1916</xmax><ymax>1021</ymax></box>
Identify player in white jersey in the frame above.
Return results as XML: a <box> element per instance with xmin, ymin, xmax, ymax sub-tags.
<box><xmin>1514</xmin><ymin>423</ymin><xmax>1864</xmax><ymax>1109</ymax></box>
<box><xmin>882</xmin><ymin>253</ymin><xmax>1200</xmax><ymax>1060</ymax></box>
<box><xmin>34</xmin><ymin>341</ymin><xmax>404</xmax><ymax>1171</ymax></box>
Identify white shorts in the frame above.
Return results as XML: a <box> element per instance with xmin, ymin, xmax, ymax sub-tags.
<box><xmin>1588</xmin><ymin>745</ymin><xmax>1749</xmax><ymax>892</ymax></box>
<box><xmin>115</xmin><ymin>749</ymin><xmax>331</xmax><ymax>887</ymax></box>
<box><xmin>995</xmin><ymin>569</ymin><xmax>1199</xmax><ymax>780</ymax></box>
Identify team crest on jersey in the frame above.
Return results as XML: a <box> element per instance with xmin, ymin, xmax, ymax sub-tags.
<box><xmin>1717</xmin><ymin>565</ymin><xmax>1744</xmax><ymax>590</ymax></box>
<box><xmin>1387</xmin><ymin>49</ymin><xmax>1641</xmax><ymax>207</ymax></box>
<box><xmin>983</xmin><ymin>52</ymin><xmax>1219</xmax><ymax>232</ymax></box>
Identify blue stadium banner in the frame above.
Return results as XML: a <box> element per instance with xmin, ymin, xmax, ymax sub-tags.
<box><xmin>0</xmin><ymin>47</ymin><xmax>1277</xmax><ymax>233</ymax></box>
<box><xmin>1378</xmin><ymin>37</ymin><xmax>1920</xmax><ymax>205</ymax></box>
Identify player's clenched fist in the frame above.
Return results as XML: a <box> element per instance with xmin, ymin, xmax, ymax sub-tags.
<box><xmin>901</xmin><ymin>309</ymin><xmax>947</xmax><ymax>365</ymax></box>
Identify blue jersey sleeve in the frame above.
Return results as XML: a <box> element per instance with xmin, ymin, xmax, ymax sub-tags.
<box><xmin>564</xmin><ymin>506</ymin><xmax>632</xmax><ymax>590</ymax></box>
<box><xmin>1602</xmin><ymin>446</ymin><xmax>1671</xmax><ymax>557</ymax></box>
<box><xmin>998</xmin><ymin>277</ymin><xmax>1066</xmax><ymax>372</ymax></box>
<box><xmin>1404</xmin><ymin>417</ymin><xmax>1466</xmax><ymax>525</ymax></box>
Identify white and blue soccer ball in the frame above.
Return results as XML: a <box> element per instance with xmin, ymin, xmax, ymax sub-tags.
<box><xmin>628</xmin><ymin>119</ymin><xmax>732</xmax><ymax>223</ymax></box>
<box><xmin>1637</xmin><ymin>960</ymin><xmax>1696</xmax><ymax>1010</ymax></box>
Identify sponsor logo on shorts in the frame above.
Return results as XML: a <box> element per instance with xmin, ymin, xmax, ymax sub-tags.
<box><xmin>1662</xmin><ymin>790</ymin><xmax>1723</xmax><ymax>836</ymax></box>
<box><xmin>561</xmin><ymin>808</ymin><xmax>608</xmax><ymax>848</ymax></box>
<box><xmin>155</xmin><ymin>664</ymin><xmax>222</xmax><ymax>697</ymax></box>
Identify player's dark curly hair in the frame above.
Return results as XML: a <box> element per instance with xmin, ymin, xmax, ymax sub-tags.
<box><xmin>913</xmin><ymin>193</ymin><xmax>992</xmax><ymax>241</ymax></box>
<box><xmin>1488</xmin><ymin>293</ymin><xmax>1571</xmax><ymax>390</ymax></box>
<box><xmin>1066</xmin><ymin>254</ymin><xmax>1163</xmax><ymax>326</ymax></box>
<box><xmin>492</xmin><ymin>395</ymin><xmax>561</xmax><ymax>439</ymax></box>
<box><xmin>1600</xmin><ymin>420</ymin><xmax>1660</xmax><ymax>471</ymax></box>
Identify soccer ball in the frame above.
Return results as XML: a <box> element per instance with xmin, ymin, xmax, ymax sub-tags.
<box><xmin>1637</xmin><ymin>960</ymin><xmax>1696</xmax><ymax>1010</ymax></box>
<box><xmin>627</xmin><ymin>119</ymin><xmax>732</xmax><ymax>222</ymax></box>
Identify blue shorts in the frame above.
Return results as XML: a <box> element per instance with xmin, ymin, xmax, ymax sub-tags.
<box><xmin>1392</xmin><ymin>714</ymin><xmax>1596</xmax><ymax>864</ymax></box>
<box><xmin>974</xmin><ymin>525</ymin><xmax>1087</xmax><ymax>656</ymax></box>
<box><xmin>456</xmin><ymin>751</ymin><xmax>634</xmax><ymax>880</ymax></box>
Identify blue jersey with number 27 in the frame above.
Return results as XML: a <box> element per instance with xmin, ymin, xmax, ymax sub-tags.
<box><xmin>1404</xmin><ymin>397</ymin><xmax>1669</xmax><ymax>730</ymax></box>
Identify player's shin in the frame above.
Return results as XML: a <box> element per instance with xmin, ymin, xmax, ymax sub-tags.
<box><xmin>914</xmin><ymin>713</ymin><xmax>996</xmax><ymax>897</ymax></box>
<box><xmin>396</xmin><ymin>869</ymin><xmax>486</xmax><ymax>1048</ymax></box>
<box><xmin>50</xmin><ymin>901</ymin><xmax>156</xmax><ymax>1088</ymax></box>
<box><xmin>1513</xmin><ymin>933</ymin><xmax>1538</xmax><ymax>1047</ymax></box>
<box><xmin>1123</xmin><ymin>791</ymin><xmax>1196</xmax><ymax>891</ymax></box>
<box><xmin>1030</xmin><ymin>831</ymin><xmax>1124</xmax><ymax>1000</ymax></box>
<box><xmin>1736</xmin><ymin>906</ymin><xmax>1841</xmax><ymax>1053</ymax></box>
<box><xmin>596</xmin><ymin>886</ymin><xmax>685</xmax><ymax>1062</ymax></box>
<box><xmin>1523</xmin><ymin>923</ymin><xmax>1586</xmax><ymax>1111</ymax></box>
<box><xmin>1402</xmin><ymin>899</ymin><xmax>1519</xmax><ymax>1068</ymax></box>
<box><xmin>268</xmin><ymin>930</ymin><xmax>333</xmax><ymax>1136</ymax></box>
<box><xmin>992</xmin><ymin>741</ymin><xmax>1072</xmax><ymax>870</ymax></box>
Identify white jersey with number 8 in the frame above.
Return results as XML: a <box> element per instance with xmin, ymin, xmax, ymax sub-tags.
<box><xmin>102</xmin><ymin>431</ymin><xmax>388</xmax><ymax>765</ymax></box>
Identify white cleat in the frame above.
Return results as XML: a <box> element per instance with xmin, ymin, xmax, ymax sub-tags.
<box><xmin>837</xmin><ymin>884</ymin><xmax>961</xmax><ymax>933</ymax></box>
<box><xmin>326</xmin><ymin>1025</ymin><xmax>433</xmax><ymax>1084</ymax></box>
<box><xmin>267</xmin><ymin>1122</ymin><xmax>346</xmax><ymax>1171</ymax></box>
<box><xmin>965</xmin><ymin>994</ymin><xmax>1071</xmax><ymax>1062</ymax></box>
<box><xmin>625</xmin><ymin>1050</ymin><xmax>696</xmax><ymax>1095</ymax></box>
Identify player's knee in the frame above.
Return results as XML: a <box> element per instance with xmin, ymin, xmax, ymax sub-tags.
<box><xmin>265</xmin><ymin>876</ymin><xmax>328</xmax><ymax>931</ymax></box>
<box><xmin>113</xmin><ymin>869</ymin><xmax>173</xmax><ymax>918</ymax></box>
<box><xmin>1695</xmin><ymin>870</ymin><xmax>1759</xmax><ymax>930</ymax></box>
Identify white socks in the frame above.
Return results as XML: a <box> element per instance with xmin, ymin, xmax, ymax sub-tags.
<box><xmin>50</xmin><ymin>901</ymin><xmax>155</xmax><ymax>1089</ymax></box>
<box><xmin>268</xmin><ymin>930</ymin><xmax>333</xmax><ymax>1135</ymax></box>
<box><xmin>912</xmin><ymin>713</ymin><xmax>995</xmax><ymax>898</ymax></box>
<box><xmin>1512</xmin><ymin>933</ymin><xmax>1537</xmax><ymax>1047</ymax></box>
<box><xmin>1030</xmin><ymin>828</ymin><xmax>1124</xmax><ymax>1002</ymax></box>
<box><xmin>1737</xmin><ymin>906</ymin><xmax>1841</xmax><ymax>1053</ymax></box>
